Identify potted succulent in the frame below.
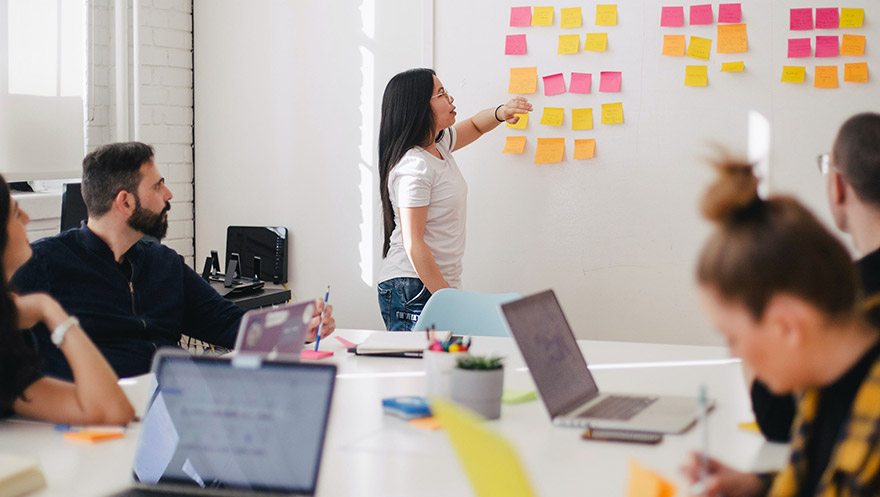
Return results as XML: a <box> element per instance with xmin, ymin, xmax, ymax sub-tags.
<box><xmin>449</xmin><ymin>355</ymin><xmax>504</xmax><ymax>420</ymax></box>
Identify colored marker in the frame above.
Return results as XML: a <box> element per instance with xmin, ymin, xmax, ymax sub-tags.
<box><xmin>314</xmin><ymin>286</ymin><xmax>330</xmax><ymax>351</ymax></box>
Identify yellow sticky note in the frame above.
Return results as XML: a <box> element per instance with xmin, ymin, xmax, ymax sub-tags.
<box><xmin>503</xmin><ymin>136</ymin><xmax>527</xmax><ymax>154</ymax></box>
<box><xmin>573</xmin><ymin>139</ymin><xmax>596</xmax><ymax>159</ymax></box>
<box><xmin>840</xmin><ymin>8</ymin><xmax>864</xmax><ymax>28</ymax></box>
<box><xmin>815</xmin><ymin>65</ymin><xmax>838</xmax><ymax>89</ymax></box>
<box><xmin>508</xmin><ymin>67</ymin><xmax>537</xmax><ymax>94</ymax></box>
<box><xmin>781</xmin><ymin>66</ymin><xmax>806</xmax><ymax>83</ymax></box>
<box><xmin>721</xmin><ymin>61</ymin><xmax>744</xmax><ymax>72</ymax></box>
<box><xmin>685</xmin><ymin>65</ymin><xmax>708</xmax><ymax>86</ymax></box>
<box><xmin>738</xmin><ymin>421</ymin><xmax>760</xmax><ymax>433</ymax></box>
<box><xmin>626</xmin><ymin>460</ymin><xmax>677</xmax><ymax>497</ymax></box>
<box><xmin>571</xmin><ymin>108</ymin><xmax>594</xmax><ymax>130</ymax></box>
<box><xmin>558</xmin><ymin>34</ymin><xmax>580</xmax><ymax>55</ymax></box>
<box><xmin>584</xmin><ymin>33</ymin><xmax>608</xmax><ymax>52</ymax></box>
<box><xmin>840</xmin><ymin>35</ymin><xmax>866</xmax><ymax>56</ymax></box>
<box><xmin>595</xmin><ymin>4</ymin><xmax>618</xmax><ymax>26</ymax></box>
<box><xmin>535</xmin><ymin>138</ymin><xmax>565</xmax><ymax>164</ymax></box>
<box><xmin>560</xmin><ymin>7</ymin><xmax>582</xmax><ymax>28</ymax></box>
<box><xmin>717</xmin><ymin>24</ymin><xmax>748</xmax><ymax>53</ymax></box>
<box><xmin>506</xmin><ymin>113</ymin><xmax>528</xmax><ymax>129</ymax></box>
<box><xmin>686</xmin><ymin>36</ymin><xmax>712</xmax><ymax>61</ymax></box>
<box><xmin>532</xmin><ymin>6</ymin><xmax>553</xmax><ymax>26</ymax></box>
<box><xmin>601</xmin><ymin>102</ymin><xmax>623</xmax><ymax>125</ymax></box>
<box><xmin>540</xmin><ymin>107</ymin><xmax>564</xmax><ymax>126</ymax></box>
<box><xmin>662</xmin><ymin>35</ymin><xmax>686</xmax><ymax>56</ymax></box>
<box><xmin>844</xmin><ymin>62</ymin><xmax>868</xmax><ymax>83</ymax></box>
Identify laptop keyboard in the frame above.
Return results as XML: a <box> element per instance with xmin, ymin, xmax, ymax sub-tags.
<box><xmin>578</xmin><ymin>395</ymin><xmax>658</xmax><ymax>420</ymax></box>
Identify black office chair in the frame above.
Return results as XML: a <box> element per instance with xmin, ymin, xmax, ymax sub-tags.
<box><xmin>60</xmin><ymin>183</ymin><xmax>88</xmax><ymax>232</ymax></box>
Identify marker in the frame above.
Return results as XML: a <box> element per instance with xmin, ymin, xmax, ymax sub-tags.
<box><xmin>314</xmin><ymin>286</ymin><xmax>330</xmax><ymax>352</ymax></box>
<box><xmin>690</xmin><ymin>384</ymin><xmax>710</xmax><ymax>495</ymax></box>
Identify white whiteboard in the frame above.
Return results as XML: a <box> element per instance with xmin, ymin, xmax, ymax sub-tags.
<box><xmin>435</xmin><ymin>0</ymin><xmax>879</xmax><ymax>344</ymax></box>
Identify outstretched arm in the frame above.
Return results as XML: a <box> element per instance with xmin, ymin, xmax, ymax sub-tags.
<box><xmin>452</xmin><ymin>97</ymin><xmax>533</xmax><ymax>151</ymax></box>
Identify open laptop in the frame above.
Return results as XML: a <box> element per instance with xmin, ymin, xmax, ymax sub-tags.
<box><xmin>107</xmin><ymin>349</ymin><xmax>336</xmax><ymax>496</ymax></box>
<box><xmin>501</xmin><ymin>290</ymin><xmax>707</xmax><ymax>434</ymax></box>
<box><xmin>233</xmin><ymin>301</ymin><xmax>315</xmax><ymax>359</ymax></box>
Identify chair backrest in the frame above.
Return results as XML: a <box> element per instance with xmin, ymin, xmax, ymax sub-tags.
<box><xmin>413</xmin><ymin>289</ymin><xmax>523</xmax><ymax>337</ymax></box>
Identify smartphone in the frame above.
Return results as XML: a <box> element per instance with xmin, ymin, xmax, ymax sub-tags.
<box><xmin>581</xmin><ymin>427</ymin><xmax>663</xmax><ymax>444</ymax></box>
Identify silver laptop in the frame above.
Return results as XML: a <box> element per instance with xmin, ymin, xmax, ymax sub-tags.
<box><xmin>107</xmin><ymin>349</ymin><xmax>336</xmax><ymax>496</ymax></box>
<box><xmin>501</xmin><ymin>290</ymin><xmax>707</xmax><ymax>434</ymax></box>
<box><xmin>233</xmin><ymin>301</ymin><xmax>315</xmax><ymax>359</ymax></box>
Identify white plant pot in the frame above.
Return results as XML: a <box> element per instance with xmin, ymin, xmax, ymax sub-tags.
<box><xmin>449</xmin><ymin>367</ymin><xmax>504</xmax><ymax>420</ymax></box>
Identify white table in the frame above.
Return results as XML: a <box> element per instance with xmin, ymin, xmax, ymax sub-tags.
<box><xmin>2</xmin><ymin>329</ymin><xmax>789</xmax><ymax>497</ymax></box>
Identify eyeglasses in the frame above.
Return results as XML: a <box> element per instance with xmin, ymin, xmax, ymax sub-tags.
<box><xmin>817</xmin><ymin>153</ymin><xmax>831</xmax><ymax>175</ymax></box>
<box><xmin>431</xmin><ymin>88</ymin><xmax>452</xmax><ymax>103</ymax></box>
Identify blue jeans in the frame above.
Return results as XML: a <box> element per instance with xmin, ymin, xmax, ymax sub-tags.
<box><xmin>377</xmin><ymin>277</ymin><xmax>432</xmax><ymax>331</ymax></box>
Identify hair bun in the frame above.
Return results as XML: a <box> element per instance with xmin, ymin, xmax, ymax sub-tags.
<box><xmin>700</xmin><ymin>161</ymin><xmax>760</xmax><ymax>223</ymax></box>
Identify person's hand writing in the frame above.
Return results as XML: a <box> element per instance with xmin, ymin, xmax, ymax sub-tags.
<box><xmin>499</xmin><ymin>96</ymin><xmax>533</xmax><ymax>124</ymax></box>
<box><xmin>679</xmin><ymin>452</ymin><xmax>765</xmax><ymax>497</ymax></box>
<box><xmin>304</xmin><ymin>299</ymin><xmax>335</xmax><ymax>342</ymax></box>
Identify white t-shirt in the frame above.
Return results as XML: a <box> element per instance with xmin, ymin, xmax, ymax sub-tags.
<box><xmin>377</xmin><ymin>128</ymin><xmax>467</xmax><ymax>289</ymax></box>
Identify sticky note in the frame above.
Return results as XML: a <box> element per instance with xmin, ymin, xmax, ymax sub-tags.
<box><xmin>844</xmin><ymin>62</ymin><xmax>868</xmax><ymax>83</ymax></box>
<box><xmin>601</xmin><ymin>102</ymin><xmax>624</xmax><ymax>125</ymax></box>
<box><xmin>814</xmin><ymin>65</ymin><xmax>838</xmax><ymax>88</ymax></box>
<box><xmin>571</xmin><ymin>108</ymin><xmax>594</xmax><ymax>130</ymax></box>
<box><xmin>721</xmin><ymin>61</ymin><xmax>744</xmax><ymax>72</ymax></box>
<box><xmin>64</xmin><ymin>431</ymin><xmax>125</xmax><ymax>443</ymax></box>
<box><xmin>685</xmin><ymin>65</ymin><xmax>708</xmax><ymax>86</ymax></box>
<box><xmin>560</xmin><ymin>7</ymin><xmax>582</xmax><ymax>28</ymax></box>
<box><xmin>718</xmin><ymin>3</ymin><xmax>742</xmax><ymax>23</ymax></box>
<box><xmin>573</xmin><ymin>139</ymin><xmax>596</xmax><ymax>159</ymax></box>
<box><xmin>506</xmin><ymin>113</ymin><xmax>528</xmax><ymax>129</ymax></box>
<box><xmin>502</xmin><ymin>389</ymin><xmax>538</xmax><ymax>404</ymax></box>
<box><xmin>816</xmin><ymin>36</ymin><xmax>839</xmax><ymax>58</ymax></box>
<box><xmin>660</xmin><ymin>6</ymin><xmax>684</xmax><ymax>27</ymax></box>
<box><xmin>505</xmin><ymin>34</ymin><xmax>527</xmax><ymax>55</ymax></box>
<box><xmin>717</xmin><ymin>24</ymin><xmax>748</xmax><ymax>53</ymax></box>
<box><xmin>686</xmin><ymin>36</ymin><xmax>712</xmax><ymax>61</ymax></box>
<box><xmin>570</xmin><ymin>73</ymin><xmax>592</xmax><ymax>94</ymax></box>
<box><xmin>535</xmin><ymin>138</ymin><xmax>565</xmax><ymax>164</ymax></box>
<box><xmin>840</xmin><ymin>8</ymin><xmax>864</xmax><ymax>28</ymax></box>
<box><xmin>690</xmin><ymin>4</ymin><xmax>713</xmax><ymax>25</ymax></box>
<box><xmin>595</xmin><ymin>5</ymin><xmax>617</xmax><ymax>26</ymax></box>
<box><xmin>334</xmin><ymin>336</ymin><xmax>357</xmax><ymax>349</ymax></box>
<box><xmin>662</xmin><ymin>35</ymin><xmax>686</xmax><ymax>56</ymax></box>
<box><xmin>503</xmin><ymin>136</ymin><xmax>527</xmax><ymax>154</ymax></box>
<box><xmin>626</xmin><ymin>460</ymin><xmax>677</xmax><ymax>497</ymax></box>
<box><xmin>558</xmin><ymin>34</ymin><xmax>580</xmax><ymax>54</ymax></box>
<box><xmin>301</xmin><ymin>350</ymin><xmax>333</xmax><ymax>360</ymax></box>
<box><xmin>738</xmin><ymin>421</ymin><xmax>760</xmax><ymax>432</ymax></box>
<box><xmin>509</xmin><ymin>67</ymin><xmax>537</xmax><ymax>94</ymax></box>
<box><xmin>543</xmin><ymin>73</ymin><xmax>566</xmax><ymax>96</ymax></box>
<box><xmin>409</xmin><ymin>416</ymin><xmax>442</xmax><ymax>431</ymax></box>
<box><xmin>787</xmin><ymin>38</ymin><xmax>811</xmax><ymax>58</ymax></box>
<box><xmin>599</xmin><ymin>71</ymin><xmax>622</xmax><ymax>92</ymax></box>
<box><xmin>815</xmin><ymin>8</ymin><xmax>839</xmax><ymax>29</ymax></box>
<box><xmin>841</xmin><ymin>35</ymin><xmax>866</xmax><ymax>56</ymax></box>
<box><xmin>532</xmin><ymin>6</ymin><xmax>553</xmax><ymax>26</ymax></box>
<box><xmin>540</xmin><ymin>107</ymin><xmax>564</xmax><ymax>126</ymax></box>
<box><xmin>584</xmin><ymin>33</ymin><xmax>608</xmax><ymax>52</ymax></box>
<box><xmin>780</xmin><ymin>66</ymin><xmax>806</xmax><ymax>83</ymax></box>
<box><xmin>510</xmin><ymin>7</ymin><xmax>532</xmax><ymax>27</ymax></box>
<box><xmin>790</xmin><ymin>8</ymin><xmax>813</xmax><ymax>31</ymax></box>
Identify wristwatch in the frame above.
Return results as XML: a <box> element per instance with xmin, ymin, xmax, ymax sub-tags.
<box><xmin>52</xmin><ymin>316</ymin><xmax>80</xmax><ymax>347</ymax></box>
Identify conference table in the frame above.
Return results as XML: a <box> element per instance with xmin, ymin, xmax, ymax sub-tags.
<box><xmin>2</xmin><ymin>329</ymin><xmax>790</xmax><ymax>497</ymax></box>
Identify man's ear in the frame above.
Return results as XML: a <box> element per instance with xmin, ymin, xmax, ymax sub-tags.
<box><xmin>763</xmin><ymin>294</ymin><xmax>813</xmax><ymax>350</ymax></box>
<box><xmin>830</xmin><ymin>170</ymin><xmax>848</xmax><ymax>206</ymax></box>
<box><xmin>113</xmin><ymin>190</ymin><xmax>136</xmax><ymax>217</ymax></box>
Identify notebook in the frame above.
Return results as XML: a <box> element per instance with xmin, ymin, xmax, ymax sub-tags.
<box><xmin>352</xmin><ymin>330</ymin><xmax>452</xmax><ymax>358</ymax></box>
<box><xmin>106</xmin><ymin>349</ymin><xmax>336</xmax><ymax>496</ymax></box>
<box><xmin>233</xmin><ymin>300</ymin><xmax>315</xmax><ymax>359</ymax></box>
<box><xmin>501</xmin><ymin>290</ymin><xmax>707</xmax><ymax>433</ymax></box>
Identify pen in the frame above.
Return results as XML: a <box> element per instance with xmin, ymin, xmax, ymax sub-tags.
<box><xmin>314</xmin><ymin>286</ymin><xmax>330</xmax><ymax>352</ymax></box>
<box><xmin>690</xmin><ymin>384</ymin><xmax>710</xmax><ymax>495</ymax></box>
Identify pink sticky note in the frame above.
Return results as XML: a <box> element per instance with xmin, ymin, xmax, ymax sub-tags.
<box><xmin>815</xmin><ymin>8</ymin><xmax>839</xmax><ymax>29</ymax></box>
<box><xmin>787</xmin><ymin>38</ymin><xmax>811</xmax><ymax>58</ymax></box>
<box><xmin>505</xmin><ymin>34</ymin><xmax>527</xmax><ymax>55</ymax></box>
<box><xmin>690</xmin><ymin>4</ymin><xmax>713</xmax><ymax>25</ymax></box>
<box><xmin>599</xmin><ymin>71</ymin><xmax>622</xmax><ymax>92</ymax></box>
<box><xmin>301</xmin><ymin>350</ymin><xmax>333</xmax><ymax>360</ymax></box>
<box><xmin>816</xmin><ymin>36</ymin><xmax>839</xmax><ymax>57</ymax></box>
<box><xmin>661</xmin><ymin>6</ymin><xmax>684</xmax><ymax>27</ymax></box>
<box><xmin>718</xmin><ymin>3</ymin><xmax>742</xmax><ymax>23</ymax></box>
<box><xmin>335</xmin><ymin>336</ymin><xmax>357</xmax><ymax>349</ymax></box>
<box><xmin>570</xmin><ymin>72</ymin><xmax>592</xmax><ymax>94</ymax></box>
<box><xmin>543</xmin><ymin>73</ymin><xmax>566</xmax><ymax>96</ymax></box>
<box><xmin>510</xmin><ymin>6</ymin><xmax>532</xmax><ymax>27</ymax></box>
<box><xmin>790</xmin><ymin>8</ymin><xmax>813</xmax><ymax>30</ymax></box>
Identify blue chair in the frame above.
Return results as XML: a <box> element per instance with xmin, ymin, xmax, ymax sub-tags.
<box><xmin>413</xmin><ymin>289</ymin><xmax>523</xmax><ymax>337</ymax></box>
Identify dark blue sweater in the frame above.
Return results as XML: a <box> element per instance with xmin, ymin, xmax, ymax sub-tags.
<box><xmin>11</xmin><ymin>225</ymin><xmax>245</xmax><ymax>379</ymax></box>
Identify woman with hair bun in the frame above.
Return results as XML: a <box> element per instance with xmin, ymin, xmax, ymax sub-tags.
<box><xmin>680</xmin><ymin>162</ymin><xmax>880</xmax><ymax>497</ymax></box>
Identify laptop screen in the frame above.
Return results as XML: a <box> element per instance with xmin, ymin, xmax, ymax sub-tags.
<box><xmin>501</xmin><ymin>290</ymin><xmax>600</xmax><ymax>417</ymax></box>
<box><xmin>131</xmin><ymin>353</ymin><xmax>336</xmax><ymax>494</ymax></box>
<box><xmin>234</xmin><ymin>300</ymin><xmax>315</xmax><ymax>357</ymax></box>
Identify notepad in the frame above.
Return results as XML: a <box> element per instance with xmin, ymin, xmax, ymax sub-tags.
<box><xmin>64</xmin><ymin>431</ymin><xmax>125</xmax><ymax>443</ymax></box>
<box><xmin>300</xmin><ymin>350</ymin><xmax>333</xmax><ymax>360</ymax></box>
<box><xmin>354</xmin><ymin>330</ymin><xmax>451</xmax><ymax>357</ymax></box>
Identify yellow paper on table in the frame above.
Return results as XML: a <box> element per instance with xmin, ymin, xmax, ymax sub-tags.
<box><xmin>626</xmin><ymin>460</ymin><xmax>677</xmax><ymax>497</ymax></box>
<box><xmin>686</xmin><ymin>36</ymin><xmax>712</xmax><ymax>61</ymax></box>
<box><xmin>840</xmin><ymin>35</ymin><xmax>866</xmax><ymax>56</ymax></box>
<box><xmin>601</xmin><ymin>102</ymin><xmax>624</xmax><ymax>125</ymax></box>
<box><xmin>815</xmin><ymin>65</ymin><xmax>838</xmax><ymax>89</ymax></box>
<box><xmin>721</xmin><ymin>61</ymin><xmax>745</xmax><ymax>72</ymax></box>
<box><xmin>781</xmin><ymin>66</ymin><xmax>806</xmax><ymax>83</ymax></box>
<box><xmin>844</xmin><ymin>62</ymin><xmax>868</xmax><ymax>83</ymax></box>
<box><xmin>558</xmin><ymin>34</ymin><xmax>581</xmax><ymax>54</ymax></box>
<box><xmin>571</xmin><ymin>108</ymin><xmax>593</xmax><ymax>130</ymax></box>
<box><xmin>595</xmin><ymin>4</ymin><xmax>617</xmax><ymax>26</ymax></box>
<box><xmin>532</xmin><ymin>6</ymin><xmax>553</xmax><ymax>26</ymax></box>
<box><xmin>573</xmin><ymin>139</ymin><xmax>596</xmax><ymax>159</ymax></box>
<box><xmin>685</xmin><ymin>65</ymin><xmax>708</xmax><ymax>86</ymax></box>
<box><xmin>535</xmin><ymin>138</ymin><xmax>565</xmax><ymax>164</ymax></box>
<box><xmin>717</xmin><ymin>24</ymin><xmax>747</xmax><ymax>53</ymax></box>
<box><xmin>508</xmin><ymin>67</ymin><xmax>537</xmax><ymax>94</ymax></box>
<box><xmin>503</xmin><ymin>136</ymin><xmax>527</xmax><ymax>154</ymax></box>
<box><xmin>431</xmin><ymin>399</ymin><xmax>538</xmax><ymax>497</ymax></box>
<box><xmin>540</xmin><ymin>107</ymin><xmax>564</xmax><ymax>126</ymax></box>
<box><xmin>506</xmin><ymin>113</ymin><xmax>528</xmax><ymax>129</ymax></box>
<box><xmin>584</xmin><ymin>33</ymin><xmax>608</xmax><ymax>52</ymax></box>
<box><xmin>738</xmin><ymin>421</ymin><xmax>760</xmax><ymax>433</ymax></box>
<box><xmin>560</xmin><ymin>7</ymin><xmax>582</xmax><ymax>28</ymax></box>
<box><xmin>662</xmin><ymin>35</ymin><xmax>686</xmax><ymax>56</ymax></box>
<box><xmin>840</xmin><ymin>8</ymin><xmax>864</xmax><ymax>28</ymax></box>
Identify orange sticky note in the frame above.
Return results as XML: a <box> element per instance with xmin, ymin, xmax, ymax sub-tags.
<box><xmin>509</xmin><ymin>67</ymin><xmax>537</xmax><ymax>94</ymax></box>
<box><xmin>571</xmin><ymin>108</ymin><xmax>593</xmax><ymax>130</ymax></box>
<box><xmin>573</xmin><ymin>139</ymin><xmax>596</xmax><ymax>159</ymax></box>
<box><xmin>685</xmin><ymin>65</ymin><xmax>708</xmax><ymax>86</ymax></box>
<box><xmin>409</xmin><ymin>416</ymin><xmax>443</xmax><ymax>431</ymax></box>
<box><xmin>686</xmin><ymin>36</ymin><xmax>712</xmax><ymax>61</ymax></box>
<box><xmin>558</xmin><ymin>34</ymin><xmax>581</xmax><ymax>54</ymax></box>
<box><xmin>560</xmin><ymin>7</ymin><xmax>582</xmax><ymax>28</ymax></box>
<box><xmin>584</xmin><ymin>33</ymin><xmax>608</xmax><ymax>52</ymax></box>
<box><xmin>595</xmin><ymin>5</ymin><xmax>618</xmax><ymax>26</ymax></box>
<box><xmin>844</xmin><ymin>62</ymin><xmax>868</xmax><ymax>83</ymax></box>
<box><xmin>626</xmin><ymin>460</ymin><xmax>677</xmax><ymax>497</ymax></box>
<box><xmin>532</xmin><ymin>6</ymin><xmax>553</xmax><ymax>26</ymax></box>
<box><xmin>840</xmin><ymin>35</ymin><xmax>866</xmax><ymax>56</ymax></box>
<box><xmin>64</xmin><ymin>431</ymin><xmax>125</xmax><ymax>443</ymax></box>
<box><xmin>601</xmin><ymin>102</ymin><xmax>624</xmax><ymax>125</ymax></box>
<box><xmin>503</xmin><ymin>136</ymin><xmax>527</xmax><ymax>154</ymax></box>
<box><xmin>535</xmin><ymin>138</ymin><xmax>565</xmax><ymax>164</ymax></box>
<box><xmin>662</xmin><ymin>35</ymin><xmax>686</xmax><ymax>56</ymax></box>
<box><xmin>540</xmin><ymin>107</ymin><xmax>564</xmax><ymax>126</ymax></box>
<box><xmin>506</xmin><ymin>113</ymin><xmax>528</xmax><ymax>129</ymax></box>
<box><xmin>781</xmin><ymin>66</ymin><xmax>806</xmax><ymax>83</ymax></box>
<box><xmin>717</xmin><ymin>24</ymin><xmax>747</xmax><ymax>53</ymax></box>
<box><xmin>815</xmin><ymin>66</ymin><xmax>838</xmax><ymax>89</ymax></box>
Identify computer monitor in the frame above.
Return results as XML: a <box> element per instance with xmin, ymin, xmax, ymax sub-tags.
<box><xmin>226</xmin><ymin>226</ymin><xmax>289</xmax><ymax>284</ymax></box>
<box><xmin>60</xmin><ymin>183</ymin><xmax>88</xmax><ymax>232</ymax></box>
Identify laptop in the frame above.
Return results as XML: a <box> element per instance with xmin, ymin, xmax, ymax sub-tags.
<box><xmin>107</xmin><ymin>349</ymin><xmax>336</xmax><ymax>496</ymax></box>
<box><xmin>233</xmin><ymin>301</ymin><xmax>315</xmax><ymax>359</ymax></box>
<box><xmin>501</xmin><ymin>290</ymin><xmax>707</xmax><ymax>434</ymax></box>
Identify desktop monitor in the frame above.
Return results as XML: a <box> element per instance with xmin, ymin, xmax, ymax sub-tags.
<box><xmin>226</xmin><ymin>226</ymin><xmax>289</xmax><ymax>284</ymax></box>
<box><xmin>60</xmin><ymin>183</ymin><xmax>88</xmax><ymax>232</ymax></box>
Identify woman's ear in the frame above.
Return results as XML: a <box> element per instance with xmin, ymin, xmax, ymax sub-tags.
<box><xmin>763</xmin><ymin>294</ymin><xmax>814</xmax><ymax>349</ymax></box>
